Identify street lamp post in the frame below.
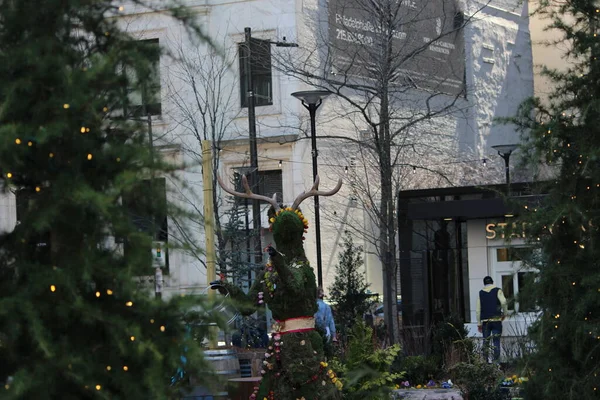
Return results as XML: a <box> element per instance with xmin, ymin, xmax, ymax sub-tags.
<box><xmin>492</xmin><ymin>144</ymin><xmax>518</xmax><ymax>191</ymax></box>
<box><xmin>243</xmin><ymin>27</ymin><xmax>298</xmax><ymax>269</ymax></box>
<box><xmin>243</xmin><ymin>27</ymin><xmax>263</xmax><ymax>269</ymax></box>
<box><xmin>291</xmin><ymin>90</ymin><xmax>331</xmax><ymax>288</ymax></box>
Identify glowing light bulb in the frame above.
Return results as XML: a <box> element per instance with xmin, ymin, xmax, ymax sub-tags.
<box><xmin>106</xmin><ymin>289</ymin><xmax>113</xmax><ymax>295</ymax></box>
<box><xmin>50</xmin><ymin>285</ymin><xmax>56</xmax><ymax>292</ymax></box>
<box><xmin>95</xmin><ymin>291</ymin><xmax>101</xmax><ymax>297</ymax></box>
<box><xmin>106</xmin><ymin>366</ymin><xmax>111</xmax><ymax>371</ymax></box>
<box><xmin>125</xmin><ymin>301</ymin><xmax>133</xmax><ymax>307</ymax></box>
<box><xmin>150</xmin><ymin>319</ymin><xmax>155</xmax><ymax>324</ymax></box>
<box><xmin>6</xmin><ymin>173</ymin><xmax>12</xmax><ymax>178</ymax></box>
<box><xmin>95</xmin><ymin>385</ymin><xmax>101</xmax><ymax>391</ymax></box>
<box><xmin>87</xmin><ymin>153</ymin><xmax>93</xmax><ymax>160</ymax></box>
<box><xmin>130</xmin><ymin>336</ymin><xmax>135</xmax><ymax>341</ymax></box>
<box><xmin>15</xmin><ymin>138</ymin><xmax>21</xmax><ymax>144</ymax></box>
<box><xmin>81</xmin><ymin>127</ymin><xmax>86</xmax><ymax>133</ymax></box>
<box><xmin>35</xmin><ymin>187</ymin><xmax>41</xmax><ymax>192</ymax></box>
<box><xmin>123</xmin><ymin>366</ymin><xmax>129</xmax><ymax>371</ymax></box>
<box><xmin>63</xmin><ymin>104</ymin><xmax>70</xmax><ymax>109</ymax></box>
<box><xmin>160</xmin><ymin>325</ymin><xmax>166</xmax><ymax>332</ymax></box>
<box><xmin>49</xmin><ymin>153</ymin><xmax>54</xmax><ymax>158</ymax></box>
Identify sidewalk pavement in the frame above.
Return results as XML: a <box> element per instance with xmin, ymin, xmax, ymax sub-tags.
<box><xmin>393</xmin><ymin>389</ymin><xmax>463</xmax><ymax>400</ymax></box>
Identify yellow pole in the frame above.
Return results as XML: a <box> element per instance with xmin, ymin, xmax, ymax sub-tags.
<box><xmin>202</xmin><ymin>140</ymin><xmax>218</xmax><ymax>348</ymax></box>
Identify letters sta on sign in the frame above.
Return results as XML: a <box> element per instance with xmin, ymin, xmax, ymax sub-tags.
<box><xmin>486</xmin><ymin>222</ymin><xmax>528</xmax><ymax>240</ymax></box>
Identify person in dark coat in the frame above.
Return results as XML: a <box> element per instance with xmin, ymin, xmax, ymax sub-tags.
<box><xmin>476</xmin><ymin>276</ymin><xmax>508</xmax><ymax>363</ymax></box>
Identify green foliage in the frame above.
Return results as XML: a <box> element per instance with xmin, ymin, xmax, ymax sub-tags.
<box><xmin>332</xmin><ymin>321</ymin><xmax>403</xmax><ymax>400</ymax></box>
<box><xmin>328</xmin><ymin>232</ymin><xmax>373</xmax><ymax>343</ymax></box>
<box><xmin>396</xmin><ymin>355</ymin><xmax>439</xmax><ymax>385</ymax></box>
<box><xmin>270</xmin><ymin>209</ymin><xmax>306</xmax><ymax>245</ymax></box>
<box><xmin>0</xmin><ymin>1</ymin><xmax>218</xmax><ymax>399</ymax></box>
<box><xmin>506</xmin><ymin>1</ymin><xmax>600</xmax><ymax>398</ymax></box>
<box><xmin>449</xmin><ymin>359</ymin><xmax>505</xmax><ymax>400</ymax></box>
<box><xmin>431</xmin><ymin>315</ymin><xmax>472</xmax><ymax>370</ymax></box>
<box><xmin>221</xmin><ymin>205</ymin><xmax>338</xmax><ymax>399</ymax></box>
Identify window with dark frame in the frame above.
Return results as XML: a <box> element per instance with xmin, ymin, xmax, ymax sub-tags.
<box><xmin>517</xmin><ymin>272</ymin><xmax>537</xmax><ymax>312</ymax></box>
<box><xmin>233</xmin><ymin>169</ymin><xmax>283</xmax><ymax>204</ymax></box>
<box><xmin>126</xmin><ymin>38</ymin><xmax>161</xmax><ymax>117</ymax></box>
<box><xmin>239</xmin><ymin>38</ymin><xmax>273</xmax><ymax>107</ymax></box>
<box><xmin>501</xmin><ymin>274</ymin><xmax>515</xmax><ymax>311</ymax></box>
<box><xmin>122</xmin><ymin>177</ymin><xmax>169</xmax><ymax>273</ymax></box>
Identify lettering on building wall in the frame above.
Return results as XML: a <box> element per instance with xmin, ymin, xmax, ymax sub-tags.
<box><xmin>486</xmin><ymin>222</ymin><xmax>529</xmax><ymax>240</ymax></box>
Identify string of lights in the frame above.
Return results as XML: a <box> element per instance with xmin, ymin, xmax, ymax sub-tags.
<box><xmin>215</xmin><ymin>147</ymin><xmax>497</xmax><ymax>171</ymax></box>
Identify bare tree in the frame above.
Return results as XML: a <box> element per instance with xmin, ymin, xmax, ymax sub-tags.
<box><xmin>272</xmin><ymin>0</ymin><xmax>491</xmax><ymax>343</ymax></box>
<box><xmin>165</xmin><ymin>36</ymin><xmax>256</xmax><ymax>283</ymax></box>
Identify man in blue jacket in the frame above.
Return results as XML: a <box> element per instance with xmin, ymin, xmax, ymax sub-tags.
<box><xmin>314</xmin><ymin>287</ymin><xmax>337</xmax><ymax>343</ymax></box>
<box><xmin>476</xmin><ymin>276</ymin><xmax>508</xmax><ymax>363</ymax></box>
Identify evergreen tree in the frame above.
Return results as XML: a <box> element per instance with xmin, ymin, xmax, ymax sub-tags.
<box><xmin>329</xmin><ymin>232</ymin><xmax>372</xmax><ymax>343</ymax></box>
<box><xmin>0</xmin><ymin>2</ymin><xmax>218</xmax><ymax>399</ymax></box>
<box><xmin>511</xmin><ymin>1</ymin><xmax>600</xmax><ymax>398</ymax></box>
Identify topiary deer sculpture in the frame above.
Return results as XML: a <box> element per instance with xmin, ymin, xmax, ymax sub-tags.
<box><xmin>212</xmin><ymin>174</ymin><xmax>343</xmax><ymax>400</ymax></box>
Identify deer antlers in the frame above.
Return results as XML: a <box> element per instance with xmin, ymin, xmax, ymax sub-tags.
<box><xmin>217</xmin><ymin>174</ymin><xmax>281</xmax><ymax>212</ymax></box>
<box><xmin>218</xmin><ymin>174</ymin><xmax>343</xmax><ymax>212</ymax></box>
<box><xmin>291</xmin><ymin>175</ymin><xmax>342</xmax><ymax>210</ymax></box>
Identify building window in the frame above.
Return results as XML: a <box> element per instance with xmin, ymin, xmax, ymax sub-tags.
<box><xmin>125</xmin><ymin>38</ymin><xmax>161</xmax><ymax>117</ymax></box>
<box><xmin>517</xmin><ymin>272</ymin><xmax>537</xmax><ymax>312</ymax></box>
<box><xmin>258</xmin><ymin>170</ymin><xmax>283</xmax><ymax>203</ymax></box>
<box><xmin>493</xmin><ymin>247</ymin><xmax>537</xmax><ymax>313</ymax></box>
<box><xmin>501</xmin><ymin>274</ymin><xmax>515</xmax><ymax>311</ymax></box>
<box><xmin>122</xmin><ymin>177</ymin><xmax>169</xmax><ymax>273</ymax></box>
<box><xmin>496</xmin><ymin>247</ymin><xmax>523</xmax><ymax>262</ymax></box>
<box><xmin>239</xmin><ymin>38</ymin><xmax>273</xmax><ymax>107</ymax></box>
<box><xmin>234</xmin><ymin>169</ymin><xmax>283</xmax><ymax>203</ymax></box>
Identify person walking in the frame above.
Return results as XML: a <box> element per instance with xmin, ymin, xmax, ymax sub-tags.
<box><xmin>314</xmin><ymin>287</ymin><xmax>337</xmax><ymax>343</ymax></box>
<box><xmin>476</xmin><ymin>276</ymin><xmax>508</xmax><ymax>363</ymax></box>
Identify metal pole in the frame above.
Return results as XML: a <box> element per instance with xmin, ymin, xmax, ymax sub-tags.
<box><xmin>202</xmin><ymin>140</ymin><xmax>218</xmax><ymax>349</ymax></box>
<box><xmin>147</xmin><ymin>112</ymin><xmax>163</xmax><ymax>299</ymax></box>
<box><xmin>504</xmin><ymin>155</ymin><xmax>510</xmax><ymax>187</ymax></box>
<box><xmin>308</xmin><ymin>102</ymin><xmax>323</xmax><ymax>288</ymax></box>
<box><xmin>503</xmin><ymin>154</ymin><xmax>511</xmax><ymax>196</ymax></box>
<box><xmin>245</xmin><ymin>27</ymin><xmax>263</xmax><ymax>269</ymax></box>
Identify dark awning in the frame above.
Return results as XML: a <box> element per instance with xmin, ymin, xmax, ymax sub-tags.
<box><xmin>398</xmin><ymin>182</ymin><xmax>546</xmax><ymax>221</ymax></box>
<box><xmin>406</xmin><ymin>198</ymin><xmax>510</xmax><ymax>220</ymax></box>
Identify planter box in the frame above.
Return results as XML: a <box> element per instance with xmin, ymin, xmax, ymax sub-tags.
<box><xmin>234</xmin><ymin>348</ymin><xmax>265</xmax><ymax>378</ymax></box>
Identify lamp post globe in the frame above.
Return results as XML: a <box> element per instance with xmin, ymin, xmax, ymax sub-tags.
<box><xmin>291</xmin><ymin>90</ymin><xmax>331</xmax><ymax>288</ymax></box>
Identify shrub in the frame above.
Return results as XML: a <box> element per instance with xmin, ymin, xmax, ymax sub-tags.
<box><xmin>397</xmin><ymin>355</ymin><xmax>440</xmax><ymax>385</ymax></box>
<box><xmin>431</xmin><ymin>315</ymin><xmax>472</xmax><ymax>370</ymax></box>
<box><xmin>332</xmin><ymin>321</ymin><xmax>403</xmax><ymax>400</ymax></box>
<box><xmin>449</xmin><ymin>359</ymin><xmax>505</xmax><ymax>400</ymax></box>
